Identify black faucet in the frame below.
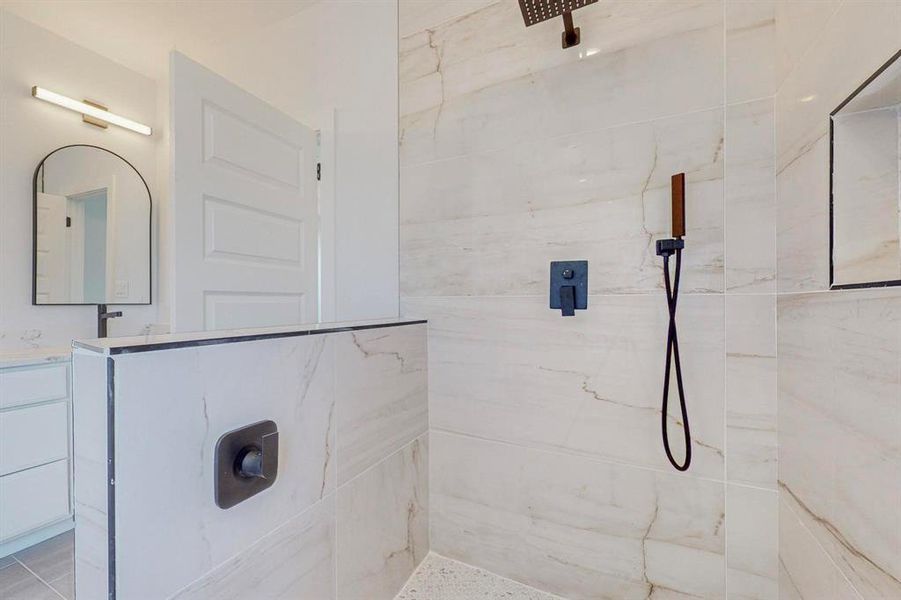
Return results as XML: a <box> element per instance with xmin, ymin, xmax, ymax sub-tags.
<box><xmin>97</xmin><ymin>304</ymin><xmax>123</xmax><ymax>338</ymax></box>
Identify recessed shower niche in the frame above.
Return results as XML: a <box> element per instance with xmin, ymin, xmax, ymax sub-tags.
<box><xmin>830</xmin><ymin>49</ymin><xmax>901</xmax><ymax>289</ymax></box>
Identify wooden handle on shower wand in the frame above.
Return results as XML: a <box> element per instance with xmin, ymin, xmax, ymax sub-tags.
<box><xmin>671</xmin><ymin>173</ymin><xmax>685</xmax><ymax>239</ymax></box>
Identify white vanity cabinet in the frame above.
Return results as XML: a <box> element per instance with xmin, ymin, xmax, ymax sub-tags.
<box><xmin>0</xmin><ymin>349</ymin><xmax>73</xmax><ymax>556</ymax></box>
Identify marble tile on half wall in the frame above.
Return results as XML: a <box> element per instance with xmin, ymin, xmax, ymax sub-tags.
<box><xmin>404</xmin><ymin>294</ymin><xmax>725</xmax><ymax>480</ymax></box>
<box><xmin>727</xmin><ymin>484</ymin><xmax>778</xmax><ymax>599</ymax></box>
<box><xmin>336</xmin><ymin>435</ymin><xmax>429</xmax><ymax>600</ymax></box>
<box><xmin>172</xmin><ymin>497</ymin><xmax>336</xmax><ymax>600</ymax></box>
<box><xmin>778</xmin><ymin>290</ymin><xmax>901</xmax><ymax>598</ymax></box>
<box><xmin>400</xmin><ymin>20</ymin><xmax>723</xmax><ymax>167</ymax></box>
<box><xmin>110</xmin><ymin>335</ymin><xmax>336</xmax><ymax>599</ymax></box>
<box><xmin>335</xmin><ymin>324</ymin><xmax>428</xmax><ymax>485</ymax></box>
<box><xmin>725</xmin><ymin>99</ymin><xmax>775</xmax><ymax>293</ymax></box>
<box><xmin>726</xmin><ymin>294</ymin><xmax>776</xmax><ymax>488</ymax></box>
<box><xmin>430</xmin><ymin>431</ymin><xmax>725</xmax><ymax>600</ymax></box>
<box><xmin>401</xmin><ymin>108</ymin><xmax>724</xmax><ymax>297</ymax></box>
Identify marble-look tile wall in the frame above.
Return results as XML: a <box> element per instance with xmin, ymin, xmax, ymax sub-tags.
<box><xmin>399</xmin><ymin>1</ymin><xmax>779</xmax><ymax>598</ymax></box>
<box><xmin>774</xmin><ymin>2</ymin><xmax>901</xmax><ymax>599</ymax></box>
<box><xmin>72</xmin><ymin>323</ymin><xmax>428</xmax><ymax>600</ymax></box>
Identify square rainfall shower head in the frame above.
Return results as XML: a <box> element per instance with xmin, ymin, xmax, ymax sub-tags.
<box><xmin>518</xmin><ymin>0</ymin><xmax>599</xmax><ymax>27</ymax></box>
<box><xmin>518</xmin><ymin>0</ymin><xmax>599</xmax><ymax>48</ymax></box>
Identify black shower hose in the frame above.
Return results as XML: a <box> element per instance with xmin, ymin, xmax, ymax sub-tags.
<box><xmin>661</xmin><ymin>247</ymin><xmax>691</xmax><ymax>471</ymax></box>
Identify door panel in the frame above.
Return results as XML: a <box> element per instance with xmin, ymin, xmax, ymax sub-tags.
<box><xmin>170</xmin><ymin>52</ymin><xmax>318</xmax><ymax>333</ymax></box>
<box><xmin>35</xmin><ymin>192</ymin><xmax>69</xmax><ymax>303</ymax></box>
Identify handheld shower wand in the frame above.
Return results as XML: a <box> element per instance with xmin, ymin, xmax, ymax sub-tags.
<box><xmin>655</xmin><ymin>173</ymin><xmax>691</xmax><ymax>471</ymax></box>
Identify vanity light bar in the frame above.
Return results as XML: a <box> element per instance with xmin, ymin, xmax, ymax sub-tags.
<box><xmin>31</xmin><ymin>86</ymin><xmax>152</xmax><ymax>136</ymax></box>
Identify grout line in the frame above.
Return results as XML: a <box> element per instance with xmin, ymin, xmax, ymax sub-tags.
<box><xmin>431</xmin><ymin>427</ymin><xmax>729</xmax><ymax>485</ymax></box>
<box><xmin>401</xmin><ymin>103</ymin><xmax>727</xmax><ymax>170</ymax></box>
<box><xmin>722</xmin><ymin>2</ymin><xmax>730</xmax><ymax>592</ymax></box>
<box><xmin>779</xmin><ymin>491</ymin><xmax>865</xmax><ymax>600</ymax></box>
<box><xmin>12</xmin><ymin>557</ymin><xmax>67</xmax><ymax>600</ymax></box>
<box><xmin>772</xmin><ymin>0</ymin><xmax>847</xmax><ymax>101</ymax></box>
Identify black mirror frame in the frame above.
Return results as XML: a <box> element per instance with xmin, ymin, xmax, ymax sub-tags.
<box><xmin>829</xmin><ymin>48</ymin><xmax>901</xmax><ymax>290</ymax></box>
<box><xmin>32</xmin><ymin>144</ymin><xmax>153</xmax><ymax>306</ymax></box>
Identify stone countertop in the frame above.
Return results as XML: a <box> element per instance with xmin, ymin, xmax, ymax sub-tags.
<box><xmin>0</xmin><ymin>346</ymin><xmax>72</xmax><ymax>369</ymax></box>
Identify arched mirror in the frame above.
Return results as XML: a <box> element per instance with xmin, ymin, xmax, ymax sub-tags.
<box><xmin>32</xmin><ymin>145</ymin><xmax>151</xmax><ymax>305</ymax></box>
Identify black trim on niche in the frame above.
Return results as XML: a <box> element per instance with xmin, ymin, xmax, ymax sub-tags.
<box><xmin>32</xmin><ymin>144</ymin><xmax>153</xmax><ymax>306</ymax></box>
<box><xmin>829</xmin><ymin>48</ymin><xmax>901</xmax><ymax>290</ymax></box>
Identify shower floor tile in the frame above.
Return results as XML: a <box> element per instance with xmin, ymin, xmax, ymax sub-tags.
<box><xmin>396</xmin><ymin>553</ymin><xmax>565</xmax><ymax>600</ymax></box>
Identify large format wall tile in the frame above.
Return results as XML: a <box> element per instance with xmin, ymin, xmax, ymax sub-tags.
<box><xmin>112</xmin><ymin>336</ymin><xmax>337</xmax><ymax>599</ymax></box>
<box><xmin>775</xmin><ymin>1</ymin><xmax>900</xmax><ymax>172</ymax></box>
<box><xmin>430</xmin><ymin>431</ymin><xmax>725</xmax><ymax>600</ymax></box>
<box><xmin>725</xmin><ymin>0</ymin><xmax>777</xmax><ymax>105</ymax></box>
<box><xmin>335</xmin><ymin>324</ymin><xmax>428</xmax><ymax>485</ymax></box>
<box><xmin>400</xmin><ymin>19</ymin><xmax>723</xmax><ymax>167</ymax></box>
<box><xmin>727</xmin><ymin>484</ymin><xmax>778</xmax><ymax>599</ymax></box>
<box><xmin>725</xmin><ymin>99</ymin><xmax>775</xmax><ymax>293</ymax></box>
<box><xmin>401</xmin><ymin>108</ymin><xmax>725</xmax><ymax>296</ymax></box>
<box><xmin>337</xmin><ymin>435</ymin><xmax>429</xmax><ymax>600</ymax></box>
<box><xmin>172</xmin><ymin>497</ymin><xmax>336</xmax><ymax>600</ymax></box>
<box><xmin>405</xmin><ymin>294</ymin><xmax>725</xmax><ymax>479</ymax></box>
<box><xmin>726</xmin><ymin>294</ymin><xmax>776</xmax><ymax>488</ymax></box>
<box><xmin>779</xmin><ymin>495</ymin><xmax>861</xmax><ymax>600</ymax></box>
<box><xmin>778</xmin><ymin>290</ymin><xmax>901</xmax><ymax>598</ymax></box>
<box><xmin>776</xmin><ymin>133</ymin><xmax>829</xmax><ymax>293</ymax></box>
<box><xmin>400</xmin><ymin>0</ymin><xmax>723</xmax><ymax>120</ymax></box>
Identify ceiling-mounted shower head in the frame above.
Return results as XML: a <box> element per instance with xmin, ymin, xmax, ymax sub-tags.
<box><xmin>518</xmin><ymin>0</ymin><xmax>599</xmax><ymax>49</ymax></box>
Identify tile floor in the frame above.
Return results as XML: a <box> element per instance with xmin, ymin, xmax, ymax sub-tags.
<box><xmin>395</xmin><ymin>553</ymin><xmax>564</xmax><ymax>600</ymax></box>
<box><xmin>0</xmin><ymin>531</ymin><xmax>74</xmax><ymax>600</ymax></box>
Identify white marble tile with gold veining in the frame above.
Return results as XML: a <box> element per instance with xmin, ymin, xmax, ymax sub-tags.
<box><xmin>773</xmin><ymin>0</ymin><xmax>842</xmax><ymax>92</ymax></box>
<box><xmin>727</xmin><ymin>484</ymin><xmax>778</xmax><ymax>599</ymax></box>
<box><xmin>726</xmin><ymin>294</ymin><xmax>776</xmax><ymax>488</ymax></box>
<box><xmin>832</xmin><ymin>106</ymin><xmax>901</xmax><ymax>287</ymax></box>
<box><xmin>779</xmin><ymin>494</ymin><xmax>861</xmax><ymax>600</ymax></box>
<box><xmin>775</xmin><ymin>0</ymin><xmax>900</xmax><ymax>171</ymax></box>
<box><xmin>335</xmin><ymin>324</ymin><xmax>428</xmax><ymax>485</ymax></box>
<box><xmin>400</xmin><ymin>0</ymin><xmax>723</xmax><ymax>120</ymax></box>
<box><xmin>778</xmin><ymin>289</ymin><xmax>901</xmax><ymax>598</ymax></box>
<box><xmin>776</xmin><ymin>133</ymin><xmax>829</xmax><ymax>293</ymax></box>
<box><xmin>401</xmin><ymin>108</ymin><xmax>724</xmax><ymax>297</ymax></box>
<box><xmin>725</xmin><ymin>99</ymin><xmax>775</xmax><ymax>293</ymax></box>
<box><xmin>726</xmin><ymin>0</ymin><xmax>777</xmax><ymax>105</ymax></box>
<box><xmin>337</xmin><ymin>435</ymin><xmax>429</xmax><ymax>600</ymax></box>
<box><xmin>400</xmin><ymin>22</ymin><xmax>723</xmax><ymax>167</ymax></box>
<box><xmin>404</xmin><ymin>294</ymin><xmax>725</xmax><ymax>479</ymax></box>
<box><xmin>171</xmin><ymin>497</ymin><xmax>336</xmax><ymax>600</ymax></box>
<box><xmin>430</xmin><ymin>431</ymin><xmax>725</xmax><ymax>600</ymax></box>
<box><xmin>110</xmin><ymin>335</ymin><xmax>336</xmax><ymax>599</ymax></box>
<box><xmin>399</xmin><ymin>0</ymin><xmax>500</xmax><ymax>38</ymax></box>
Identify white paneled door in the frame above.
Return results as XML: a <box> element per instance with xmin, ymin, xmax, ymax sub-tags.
<box><xmin>170</xmin><ymin>52</ymin><xmax>318</xmax><ymax>333</ymax></box>
<box><xmin>35</xmin><ymin>192</ymin><xmax>69</xmax><ymax>303</ymax></box>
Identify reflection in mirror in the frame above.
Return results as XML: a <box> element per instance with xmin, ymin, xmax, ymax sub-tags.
<box><xmin>33</xmin><ymin>145</ymin><xmax>151</xmax><ymax>305</ymax></box>
<box><xmin>831</xmin><ymin>50</ymin><xmax>901</xmax><ymax>288</ymax></box>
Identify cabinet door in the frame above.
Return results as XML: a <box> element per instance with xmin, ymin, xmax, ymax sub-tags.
<box><xmin>0</xmin><ymin>460</ymin><xmax>70</xmax><ymax>542</ymax></box>
<box><xmin>0</xmin><ymin>402</ymin><xmax>69</xmax><ymax>476</ymax></box>
<box><xmin>0</xmin><ymin>364</ymin><xmax>69</xmax><ymax>410</ymax></box>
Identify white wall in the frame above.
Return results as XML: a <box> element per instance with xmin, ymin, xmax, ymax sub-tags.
<box><xmin>184</xmin><ymin>0</ymin><xmax>400</xmax><ymax>322</ymax></box>
<box><xmin>0</xmin><ymin>10</ymin><xmax>161</xmax><ymax>350</ymax></box>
